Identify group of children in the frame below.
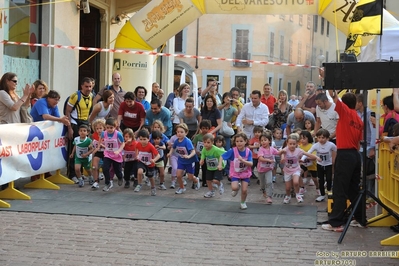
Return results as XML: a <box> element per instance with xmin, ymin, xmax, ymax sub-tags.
<box><xmin>69</xmin><ymin>116</ymin><xmax>337</xmax><ymax>210</ymax></box>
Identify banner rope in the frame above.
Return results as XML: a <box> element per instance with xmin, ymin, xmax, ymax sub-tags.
<box><xmin>1</xmin><ymin>40</ymin><xmax>318</xmax><ymax>69</ymax></box>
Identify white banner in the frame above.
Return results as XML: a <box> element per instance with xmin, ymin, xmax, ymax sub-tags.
<box><xmin>0</xmin><ymin>121</ymin><xmax>68</xmax><ymax>185</ymax></box>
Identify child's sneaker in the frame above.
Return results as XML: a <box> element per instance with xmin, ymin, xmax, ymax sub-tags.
<box><xmin>219</xmin><ymin>182</ymin><xmax>224</xmax><ymax>195</ymax></box>
<box><xmin>118</xmin><ymin>177</ymin><xmax>123</xmax><ymax>186</ymax></box>
<box><xmin>134</xmin><ymin>184</ymin><xmax>142</xmax><ymax>192</ymax></box>
<box><xmin>145</xmin><ymin>178</ymin><xmax>150</xmax><ymax>187</ymax></box>
<box><xmin>315</xmin><ymin>195</ymin><xmax>325</xmax><ymax>202</ymax></box>
<box><xmin>88</xmin><ymin>176</ymin><xmax>94</xmax><ymax>185</ymax></box>
<box><xmin>283</xmin><ymin>195</ymin><xmax>291</xmax><ymax>204</ymax></box>
<box><xmin>272</xmin><ymin>176</ymin><xmax>276</xmax><ymax>183</ymax></box>
<box><xmin>170</xmin><ymin>181</ymin><xmax>176</xmax><ymax>189</ymax></box>
<box><xmin>231</xmin><ymin>190</ymin><xmax>238</xmax><ymax>197</ymax></box>
<box><xmin>321</xmin><ymin>224</ymin><xmax>344</xmax><ymax>232</ymax></box>
<box><xmin>296</xmin><ymin>194</ymin><xmax>304</xmax><ymax>203</ymax></box>
<box><xmin>124</xmin><ymin>181</ymin><xmax>130</xmax><ymax>188</ymax></box>
<box><xmin>102</xmin><ymin>181</ymin><xmax>113</xmax><ymax>192</ymax></box>
<box><xmin>183</xmin><ymin>179</ymin><xmax>187</xmax><ymax>186</ymax></box>
<box><xmin>175</xmin><ymin>187</ymin><xmax>186</xmax><ymax>194</ymax></box>
<box><xmin>159</xmin><ymin>183</ymin><xmax>167</xmax><ymax>190</ymax></box>
<box><xmin>195</xmin><ymin>177</ymin><xmax>201</xmax><ymax>190</ymax></box>
<box><xmin>151</xmin><ymin>188</ymin><xmax>156</xmax><ymax>196</ymax></box>
<box><xmin>91</xmin><ymin>181</ymin><xmax>99</xmax><ymax>189</ymax></box>
<box><xmin>266</xmin><ymin>196</ymin><xmax>273</xmax><ymax>204</ymax></box>
<box><xmin>78</xmin><ymin>178</ymin><xmax>84</xmax><ymax>187</ymax></box>
<box><xmin>299</xmin><ymin>187</ymin><xmax>306</xmax><ymax>195</ymax></box>
<box><xmin>71</xmin><ymin>176</ymin><xmax>79</xmax><ymax>184</ymax></box>
<box><xmin>240</xmin><ymin>202</ymin><xmax>248</xmax><ymax>210</ymax></box>
<box><xmin>204</xmin><ymin>191</ymin><xmax>215</xmax><ymax>198</ymax></box>
<box><xmin>212</xmin><ymin>183</ymin><xmax>218</xmax><ymax>189</ymax></box>
<box><xmin>99</xmin><ymin>172</ymin><xmax>104</xmax><ymax>180</ymax></box>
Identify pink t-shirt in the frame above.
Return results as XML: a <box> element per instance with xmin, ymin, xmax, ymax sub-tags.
<box><xmin>282</xmin><ymin>147</ymin><xmax>304</xmax><ymax>175</ymax></box>
<box><xmin>257</xmin><ymin>146</ymin><xmax>279</xmax><ymax>172</ymax></box>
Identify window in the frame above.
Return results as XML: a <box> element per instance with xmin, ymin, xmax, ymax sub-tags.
<box><xmin>278</xmin><ymin>78</ymin><xmax>283</xmax><ymax>91</ymax></box>
<box><xmin>307</xmin><ymin>15</ymin><xmax>311</xmax><ymax>29</ymax></box>
<box><xmin>4</xmin><ymin>1</ymin><xmax>41</xmax><ymax>85</ymax></box>
<box><xmin>175</xmin><ymin>31</ymin><xmax>183</xmax><ymax>52</ymax></box>
<box><xmin>234</xmin><ymin>29</ymin><xmax>250</xmax><ymax>67</ymax></box>
<box><xmin>270</xmin><ymin>32</ymin><xmax>275</xmax><ymax>61</ymax></box>
<box><xmin>312</xmin><ymin>47</ymin><xmax>317</xmax><ymax>66</ymax></box>
<box><xmin>287</xmin><ymin>82</ymin><xmax>292</xmax><ymax>96</ymax></box>
<box><xmin>326</xmin><ymin>22</ymin><xmax>330</xmax><ymax>37</ymax></box>
<box><xmin>299</xmin><ymin>15</ymin><xmax>303</xmax><ymax>26</ymax></box>
<box><xmin>235</xmin><ymin>75</ymin><xmax>248</xmax><ymax>99</ymax></box>
<box><xmin>321</xmin><ymin>18</ymin><xmax>325</xmax><ymax>36</ymax></box>
<box><xmin>313</xmin><ymin>15</ymin><xmax>318</xmax><ymax>33</ymax></box>
<box><xmin>306</xmin><ymin>44</ymin><xmax>310</xmax><ymax>66</ymax></box>
<box><xmin>279</xmin><ymin>35</ymin><xmax>284</xmax><ymax>61</ymax></box>
<box><xmin>298</xmin><ymin>42</ymin><xmax>302</xmax><ymax>65</ymax></box>
<box><xmin>289</xmin><ymin>40</ymin><xmax>293</xmax><ymax>63</ymax></box>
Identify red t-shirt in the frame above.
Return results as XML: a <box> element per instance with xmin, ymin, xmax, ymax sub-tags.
<box><xmin>135</xmin><ymin>142</ymin><xmax>159</xmax><ymax>167</ymax></box>
<box><xmin>261</xmin><ymin>95</ymin><xmax>276</xmax><ymax>113</ymax></box>
<box><xmin>118</xmin><ymin>101</ymin><xmax>146</xmax><ymax>128</ymax></box>
<box><xmin>249</xmin><ymin>137</ymin><xmax>260</xmax><ymax>159</ymax></box>
<box><xmin>335</xmin><ymin>99</ymin><xmax>363</xmax><ymax>150</ymax></box>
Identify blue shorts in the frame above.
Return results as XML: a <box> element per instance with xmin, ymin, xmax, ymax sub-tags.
<box><xmin>177</xmin><ymin>162</ymin><xmax>195</xmax><ymax>174</ymax></box>
<box><xmin>231</xmin><ymin>177</ymin><xmax>250</xmax><ymax>183</ymax></box>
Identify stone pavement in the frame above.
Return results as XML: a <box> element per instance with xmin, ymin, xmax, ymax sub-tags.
<box><xmin>1</xmin><ymin>172</ymin><xmax>399</xmax><ymax>266</ymax></box>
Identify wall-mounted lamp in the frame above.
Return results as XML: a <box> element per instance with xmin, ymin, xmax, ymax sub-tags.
<box><xmin>111</xmin><ymin>13</ymin><xmax>130</xmax><ymax>25</ymax></box>
<box><xmin>76</xmin><ymin>0</ymin><xmax>90</xmax><ymax>14</ymax></box>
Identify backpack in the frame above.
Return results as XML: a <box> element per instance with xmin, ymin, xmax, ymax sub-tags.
<box><xmin>63</xmin><ymin>90</ymin><xmax>93</xmax><ymax>119</ymax></box>
<box><xmin>383</xmin><ymin>111</ymin><xmax>399</xmax><ymax>137</ymax></box>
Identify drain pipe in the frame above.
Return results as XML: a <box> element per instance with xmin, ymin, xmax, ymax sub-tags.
<box><xmin>195</xmin><ymin>18</ymin><xmax>199</xmax><ymax>69</ymax></box>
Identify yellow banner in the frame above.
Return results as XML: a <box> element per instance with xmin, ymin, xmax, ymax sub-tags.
<box><xmin>318</xmin><ymin>0</ymin><xmax>359</xmax><ymax>35</ymax></box>
<box><xmin>128</xmin><ymin>0</ymin><xmax>203</xmax><ymax>49</ymax></box>
<box><xmin>206</xmin><ymin>0</ymin><xmax>317</xmax><ymax>14</ymax></box>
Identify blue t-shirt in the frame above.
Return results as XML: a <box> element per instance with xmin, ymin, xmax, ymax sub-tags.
<box><xmin>222</xmin><ymin>147</ymin><xmax>253</xmax><ymax>162</ymax></box>
<box><xmin>146</xmin><ymin>107</ymin><xmax>173</xmax><ymax>137</ymax></box>
<box><xmin>101</xmin><ymin>131</ymin><xmax>124</xmax><ymax>143</ymax></box>
<box><xmin>173</xmin><ymin>137</ymin><xmax>198</xmax><ymax>164</ymax></box>
<box><xmin>30</xmin><ymin>97</ymin><xmax>60</xmax><ymax>122</ymax></box>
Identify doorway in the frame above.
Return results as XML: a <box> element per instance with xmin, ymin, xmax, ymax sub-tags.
<box><xmin>79</xmin><ymin>6</ymin><xmax>101</xmax><ymax>92</ymax></box>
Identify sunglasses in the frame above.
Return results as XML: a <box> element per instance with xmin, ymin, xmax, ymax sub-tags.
<box><xmin>10</xmin><ymin>80</ymin><xmax>18</xmax><ymax>83</ymax></box>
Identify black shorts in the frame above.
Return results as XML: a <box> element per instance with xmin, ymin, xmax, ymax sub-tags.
<box><xmin>136</xmin><ymin>161</ymin><xmax>155</xmax><ymax>177</ymax></box>
<box><xmin>205</xmin><ymin>169</ymin><xmax>223</xmax><ymax>181</ymax></box>
<box><xmin>301</xmin><ymin>165</ymin><xmax>318</xmax><ymax>178</ymax></box>
<box><xmin>94</xmin><ymin>151</ymin><xmax>104</xmax><ymax>159</ymax></box>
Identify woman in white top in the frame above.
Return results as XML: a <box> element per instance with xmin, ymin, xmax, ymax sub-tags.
<box><xmin>172</xmin><ymin>83</ymin><xmax>190</xmax><ymax>126</ymax></box>
<box><xmin>0</xmin><ymin>72</ymin><xmax>34</xmax><ymax>124</ymax></box>
<box><xmin>89</xmin><ymin>90</ymin><xmax>114</xmax><ymax>124</ymax></box>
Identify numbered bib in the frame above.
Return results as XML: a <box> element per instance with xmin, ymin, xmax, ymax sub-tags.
<box><xmin>76</xmin><ymin>146</ymin><xmax>88</xmax><ymax>159</ymax></box>
<box><xmin>206</xmin><ymin>158</ymin><xmax>218</xmax><ymax>170</ymax></box>
<box><xmin>318</xmin><ymin>152</ymin><xmax>330</xmax><ymax>162</ymax></box>
<box><xmin>260</xmin><ymin>155</ymin><xmax>275</xmax><ymax>169</ymax></box>
<box><xmin>125</xmin><ymin>151</ymin><xmax>136</xmax><ymax>162</ymax></box>
<box><xmin>285</xmin><ymin>156</ymin><xmax>299</xmax><ymax>168</ymax></box>
<box><xmin>253</xmin><ymin>142</ymin><xmax>259</xmax><ymax>154</ymax></box>
<box><xmin>92</xmin><ymin>140</ymin><xmax>104</xmax><ymax>151</ymax></box>
<box><xmin>104</xmin><ymin>138</ymin><xmax>118</xmax><ymax>151</ymax></box>
<box><xmin>196</xmin><ymin>141</ymin><xmax>204</xmax><ymax>153</ymax></box>
<box><xmin>138</xmin><ymin>151</ymin><xmax>152</xmax><ymax>165</ymax></box>
<box><xmin>233</xmin><ymin>158</ymin><xmax>246</xmax><ymax>172</ymax></box>
<box><xmin>175</xmin><ymin>146</ymin><xmax>188</xmax><ymax>157</ymax></box>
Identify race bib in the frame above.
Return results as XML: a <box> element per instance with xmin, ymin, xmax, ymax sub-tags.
<box><xmin>318</xmin><ymin>152</ymin><xmax>330</xmax><ymax>162</ymax></box>
<box><xmin>104</xmin><ymin>138</ymin><xmax>118</xmax><ymax>151</ymax></box>
<box><xmin>260</xmin><ymin>155</ymin><xmax>275</xmax><ymax>169</ymax></box>
<box><xmin>196</xmin><ymin>141</ymin><xmax>204</xmax><ymax>153</ymax></box>
<box><xmin>138</xmin><ymin>151</ymin><xmax>152</xmax><ymax>165</ymax></box>
<box><xmin>76</xmin><ymin>146</ymin><xmax>88</xmax><ymax>159</ymax></box>
<box><xmin>175</xmin><ymin>146</ymin><xmax>188</xmax><ymax>157</ymax></box>
<box><xmin>253</xmin><ymin>142</ymin><xmax>259</xmax><ymax>154</ymax></box>
<box><xmin>285</xmin><ymin>156</ymin><xmax>299</xmax><ymax>168</ymax></box>
<box><xmin>233</xmin><ymin>158</ymin><xmax>246</xmax><ymax>172</ymax></box>
<box><xmin>124</xmin><ymin>151</ymin><xmax>136</xmax><ymax>162</ymax></box>
<box><xmin>206</xmin><ymin>157</ymin><xmax>218</xmax><ymax>169</ymax></box>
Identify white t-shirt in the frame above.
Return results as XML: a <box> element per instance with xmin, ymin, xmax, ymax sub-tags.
<box><xmin>307</xmin><ymin>141</ymin><xmax>337</xmax><ymax>166</ymax></box>
<box><xmin>316</xmin><ymin>103</ymin><xmax>339</xmax><ymax>137</ymax></box>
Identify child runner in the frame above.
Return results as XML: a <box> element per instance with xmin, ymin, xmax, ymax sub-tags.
<box><xmin>167</xmin><ymin>134</ymin><xmax>179</xmax><ymax>189</ymax></box>
<box><xmin>123</xmin><ymin>128</ymin><xmax>138</xmax><ymax>188</ymax></box>
<box><xmin>305</xmin><ymin>129</ymin><xmax>337</xmax><ymax>202</ymax></box>
<box><xmin>91</xmin><ymin>119</ymin><xmax>106</xmax><ymax>189</ymax></box>
<box><xmin>134</xmin><ymin>129</ymin><xmax>160</xmax><ymax>196</ymax></box>
<box><xmin>151</xmin><ymin>130</ymin><xmax>167</xmax><ymax>190</ymax></box>
<box><xmin>214</xmin><ymin>135</ymin><xmax>226</xmax><ymax>150</ymax></box>
<box><xmin>168</xmin><ymin>123</ymin><xmax>200</xmax><ymax>194</ymax></box>
<box><xmin>193</xmin><ymin>120</ymin><xmax>211</xmax><ymax>187</ymax></box>
<box><xmin>299</xmin><ymin>130</ymin><xmax>319</xmax><ymax>196</ymax></box>
<box><xmin>151</xmin><ymin>120</ymin><xmax>170</xmax><ymax>168</ymax></box>
<box><xmin>280</xmin><ymin>133</ymin><xmax>318</xmax><ymax>204</ymax></box>
<box><xmin>200</xmin><ymin>133</ymin><xmax>225</xmax><ymax>198</ymax></box>
<box><xmin>257</xmin><ymin>132</ymin><xmax>282</xmax><ymax>204</ymax></box>
<box><xmin>100</xmin><ymin>118</ymin><xmax>125</xmax><ymax>192</ymax></box>
<box><xmin>249</xmin><ymin>126</ymin><xmax>262</xmax><ymax>181</ymax></box>
<box><xmin>272</xmin><ymin>128</ymin><xmax>285</xmax><ymax>183</ymax></box>
<box><xmin>69</xmin><ymin>124</ymin><xmax>93</xmax><ymax>187</ymax></box>
<box><xmin>219</xmin><ymin>133</ymin><xmax>253</xmax><ymax>210</ymax></box>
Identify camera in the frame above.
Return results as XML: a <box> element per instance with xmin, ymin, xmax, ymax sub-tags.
<box><xmin>81</xmin><ymin>0</ymin><xmax>90</xmax><ymax>14</ymax></box>
<box><xmin>370</xmin><ymin>112</ymin><xmax>376</xmax><ymax>117</ymax></box>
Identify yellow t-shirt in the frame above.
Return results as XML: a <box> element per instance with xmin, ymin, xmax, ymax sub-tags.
<box><xmin>68</xmin><ymin>91</ymin><xmax>93</xmax><ymax>120</ymax></box>
<box><xmin>300</xmin><ymin>143</ymin><xmax>317</xmax><ymax>171</ymax></box>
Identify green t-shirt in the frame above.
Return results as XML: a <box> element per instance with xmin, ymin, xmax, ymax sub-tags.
<box><xmin>201</xmin><ymin>145</ymin><xmax>225</xmax><ymax>171</ymax></box>
<box><xmin>193</xmin><ymin>133</ymin><xmax>205</xmax><ymax>153</ymax></box>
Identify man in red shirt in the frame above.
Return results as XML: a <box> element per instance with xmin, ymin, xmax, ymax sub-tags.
<box><xmin>322</xmin><ymin>90</ymin><xmax>363</xmax><ymax>232</ymax></box>
<box><xmin>117</xmin><ymin>92</ymin><xmax>146</xmax><ymax>133</ymax></box>
<box><xmin>260</xmin><ymin>83</ymin><xmax>276</xmax><ymax>113</ymax></box>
